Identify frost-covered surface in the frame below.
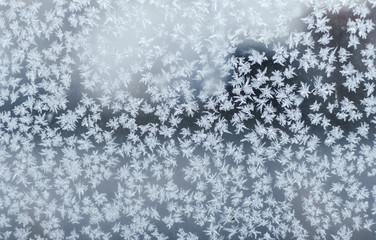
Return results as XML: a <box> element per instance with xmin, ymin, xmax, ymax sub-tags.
<box><xmin>1</xmin><ymin>0</ymin><xmax>376</xmax><ymax>239</ymax></box>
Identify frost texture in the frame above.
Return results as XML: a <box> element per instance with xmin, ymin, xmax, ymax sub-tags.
<box><xmin>1</xmin><ymin>0</ymin><xmax>376</xmax><ymax>239</ymax></box>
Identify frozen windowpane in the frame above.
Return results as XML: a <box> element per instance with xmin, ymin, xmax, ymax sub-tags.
<box><xmin>0</xmin><ymin>1</ymin><xmax>376</xmax><ymax>239</ymax></box>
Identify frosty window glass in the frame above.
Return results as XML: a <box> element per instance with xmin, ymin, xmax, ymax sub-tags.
<box><xmin>0</xmin><ymin>0</ymin><xmax>376</xmax><ymax>239</ymax></box>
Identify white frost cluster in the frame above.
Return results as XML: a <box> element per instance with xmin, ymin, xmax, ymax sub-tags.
<box><xmin>1</xmin><ymin>0</ymin><xmax>376</xmax><ymax>239</ymax></box>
